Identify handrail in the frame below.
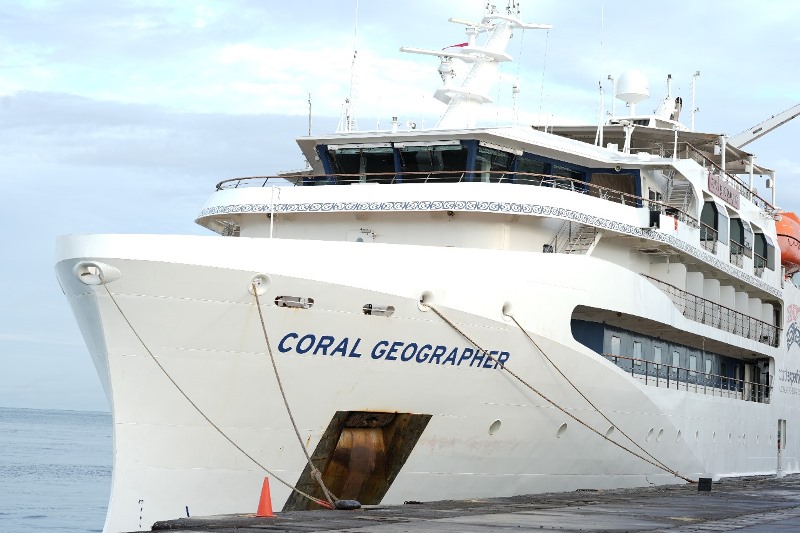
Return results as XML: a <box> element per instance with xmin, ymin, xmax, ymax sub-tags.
<box><xmin>700</xmin><ymin>222</ymin><xmax>717</xmax><ymax>241</ymax></box>
<box><xmin>629</xmin><ymin>140</ymin><xmax>774</xmax><ymax>212</ymax></box>
<box><xmin>683</xmin><ymin>142</ymin><xmax>775</xmax><ymax>212</ymax></box>
<box><xmin>641</xmin><ymin>274</ymin><xmax>780</xmax><ymax>347</ymax></box>
<box><xmin>214</xmin><ymin>171</ymin><xmax>699</xmax><ymax>226</ymax></box>
<box><xmin>729</xmin><ymin>240</ymin><xmax>745</xmax><ymax>267</ymax></box>
<box><xmin>700</xmin><ymin>222</ymin><xmax>718</xmax><ymax>253</ymax></box>
<box><xmin>602</xmin><ymin>353</ymin><xmax>770</xmax><ymax>403</ymax></box>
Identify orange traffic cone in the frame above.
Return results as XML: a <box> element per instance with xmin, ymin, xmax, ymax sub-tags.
<box><xmin>256</xmin><ymin>477</ymin><xmax>275</xmax><ymax>517</ymax></box>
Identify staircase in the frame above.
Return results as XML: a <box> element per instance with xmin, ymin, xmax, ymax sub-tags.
<box><xmin>563</xmin><ymin>225</ymin><xmax>599</xmax><ymax>254</ymax></box>
<box><xmin>547</xmin><ymin>222</ymin><xmax>600</xmax><ymax>255</ymax></box>
<box><xmin>665</xmin><ymin>179</ymin><xmax>694</xmax><ymax>214</ymax></box>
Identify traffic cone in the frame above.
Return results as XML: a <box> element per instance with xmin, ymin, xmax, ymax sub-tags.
<box><xmin>256</xmin><ymin>477</ymin><xmax>275</xmax><ymax>517</ymax></box>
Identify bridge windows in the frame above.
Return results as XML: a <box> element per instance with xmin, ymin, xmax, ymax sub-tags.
<box><xmin>475</xmin><ymin>144</ymin><xmax>515</xmax><ymax>181</ymax></box>
<box><xmin>327</xmin><ymin>144</ymin><xmax>395</xmax><ymax>181</ymax></box>
<box><xmin>398</xmin><ymin>141</ymin><xmax>468</xmax><ymax>181</ymax></box>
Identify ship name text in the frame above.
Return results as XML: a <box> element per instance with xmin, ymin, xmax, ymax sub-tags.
<box><xmin>277</xmin><ymin>332</ymin><xmax>510</xmax><ymax>369</ymax></box>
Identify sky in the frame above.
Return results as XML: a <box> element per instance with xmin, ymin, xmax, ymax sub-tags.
<box><xmin>2</xmin><ymin>0</ymin><xmax>800</xmax><ymax>412</ymax></box>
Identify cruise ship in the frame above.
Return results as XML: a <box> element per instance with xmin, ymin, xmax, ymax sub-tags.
<box><xmin>55</xmin><ymin>5</ymin><xmax>800</xmax><ymax>532</ymax></box>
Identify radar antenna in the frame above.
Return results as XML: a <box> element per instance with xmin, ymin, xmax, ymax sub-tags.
<box><xmin>401</xmin><ymin>1</ymin><xmax>550</xmax><ymax>129</ymax></box>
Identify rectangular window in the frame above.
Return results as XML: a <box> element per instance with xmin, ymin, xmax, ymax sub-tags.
<box><xmin>552</xmin><ymin>165</ymin><xmax>583</xmax><ymax>191</ymax></box>
<box><xmin>611</xmin><ymin>336</ymin><xmax>621</xmax><ymax>356</ymax></box>
<box><xmin>476</xmin><ymin>146</ymin><xmax>514</xmax><ymax>182</ymax></box>
<box><xmin>328</xmin><ymin>146</ymin><xmax>395</xmax><ymax>181</ymax></box>
<box><xmin>633</xmin><ymin>341</ymin><xmax>642</xmax><ymax>365</ymax></box>
<box><xmin>705</xmin><ymin>358</ymin><xmax>712</xmax><ymax>375</ymax></box>
<box><xmin>648</xmin><ymin>189</ymin><xmax>663</xmax><ymax>210</ymax></box>
<box><xmin>690</xmin><ymin>354</ymin><xmax>697</xmax><ymax>377</ymax></box>
<box><xmin>398</xmin><ymin>144</ymin><xmax>468</xmax><ymax>182</ymax></box>
<box><xmin>515</xmin><ymin>157</ymin><xmax>547</xmax><ymax>185</ymax></box>
<box><xmin>672</xmin><ymin>350</ymin><xmax>680</xmax><ymax>368</ymax></box>
<box><xmin>653</xmin><ymin>346</ymin><xmax>662</xmax><ymax>365</ymax></box>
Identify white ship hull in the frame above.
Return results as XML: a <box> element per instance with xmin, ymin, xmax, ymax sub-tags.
<box><xmin>56</xmin><ymin>233</ymin><xmax>799</xmax><ymax>532</ymax></box>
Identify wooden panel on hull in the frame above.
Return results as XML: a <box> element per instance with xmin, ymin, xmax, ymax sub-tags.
<box><xmin>777</xmin><ymin>211</ymin><xmax>800</xmax><ymax>274</ymax></box>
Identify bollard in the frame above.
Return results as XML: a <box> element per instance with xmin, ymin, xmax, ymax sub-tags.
<box><xmin>697</xmin><ymin>477</ymin><xmax>712</xmax><ymax>492</ymax></box>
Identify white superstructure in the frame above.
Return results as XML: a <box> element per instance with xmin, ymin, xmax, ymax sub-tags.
<box><xmin>55</xmin><ymin>5</ymin><xmax>800</xmax><ymax>533</ymax></box>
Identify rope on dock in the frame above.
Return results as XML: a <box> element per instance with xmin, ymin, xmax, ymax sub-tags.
<box><xmin>424</xmin><ymin>302</ymin><xmax>695</xmax><ymax>484</ymax></box>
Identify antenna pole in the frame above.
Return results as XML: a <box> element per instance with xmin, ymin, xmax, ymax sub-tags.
<box><xmin>348</xmin><ymin>0</ymin><xmax>359</xmax><ymax>130</ymax></box>
<box><xmin>691</xmin><ymin>71</ymin><xmax>700</xmax><ymax>131</ymax></box>
<box><xmin>307</xmin><ymin>92</ymin><xmax>312</xmax><ymax>136</ymax></box>
<box><xmin>607</xmin><ymin>75</ymin><xmax>615</xmax><ymax>116</ymax></box>
<box><xmin>595</xmin><ymin>81</ymin><xmax>604</xmax><ymax>146</ymax></box>
<box><xmin>337</xmin><ymin>0</ymin><xmax>360</xmax><ymax>133</ymax></box>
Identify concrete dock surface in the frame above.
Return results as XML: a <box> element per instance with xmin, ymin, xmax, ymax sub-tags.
<box><xmin>146</xmin><ymin>474</ymin><xmax>800</xmax><ymax>532</ymax></box>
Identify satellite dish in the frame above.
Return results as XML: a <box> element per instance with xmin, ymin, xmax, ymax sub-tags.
<box><xmin>616</xmin><ymin>70</ymin><xmax>649</xmax><ymax>114</ymax></box>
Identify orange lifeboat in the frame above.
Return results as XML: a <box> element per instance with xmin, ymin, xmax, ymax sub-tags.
<box><xmin>777</xmin><ymin>211</ymin><xmax>800</xmax><ymax>274</ymax></box>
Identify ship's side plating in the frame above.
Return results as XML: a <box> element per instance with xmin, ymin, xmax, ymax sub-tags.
<box><xmin>56</xmin><ymin>231</ymin><xmax>800</xmax><ymax>532</ymax></box>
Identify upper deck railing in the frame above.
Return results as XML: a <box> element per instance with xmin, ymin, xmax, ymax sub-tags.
<box><xmin>215</xmin><ymin>171</ymin><xmax>700</xmax><ymax>227</ymax></box>
<box><xmin>630</xmin><ymin>141</ymin><xmax>775</xmax><ymax>212</ymax></box>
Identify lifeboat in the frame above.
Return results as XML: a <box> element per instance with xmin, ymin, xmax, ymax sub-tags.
<box><xmin>776</xmin><ymin>211</ymin><xmax>800</xmax><ymax>274</ymax></box>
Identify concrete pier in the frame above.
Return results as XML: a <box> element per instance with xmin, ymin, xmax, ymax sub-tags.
<box><xmin>145</xmin><ymin>474</ymin><xmax>800</xmax><ymax>532</ymax></box>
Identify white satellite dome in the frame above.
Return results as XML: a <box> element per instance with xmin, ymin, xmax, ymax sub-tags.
<box><xmin>616</xmin><ymin>70</ymin><xmax>649</xmax><ymax>113</ymax></box>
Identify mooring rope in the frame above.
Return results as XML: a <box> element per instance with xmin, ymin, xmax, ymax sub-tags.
<box><xmin>251</xmin><ymin>284</ymin><xmax>339</xmax><ymax>506</ymax></box>
<box><xmin>424</xmin><ymin>302</ymin><xmax>695</xmax><ymax>484</ymax></box>
<box><xmin>101</xmin><ymin>284</ymin><xmax>335</xmax><ymax>509</ymax></box>
<box><xmin>508</xmin><ymin>315</ymin><xmax>692</xmax><ymax>482</ymax></box>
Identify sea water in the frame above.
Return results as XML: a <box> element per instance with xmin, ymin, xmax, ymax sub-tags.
<box><xmin>0</xmin><ymin>407</ymin><xmax>111</xmax><ymax>532</ymax></box>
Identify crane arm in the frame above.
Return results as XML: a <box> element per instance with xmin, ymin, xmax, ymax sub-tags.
<box><xmin>728</xmin><ymin>103</ymin><xmax>800</xmax><ymax>148</ymax></box>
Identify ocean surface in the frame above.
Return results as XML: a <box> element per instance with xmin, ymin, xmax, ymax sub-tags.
<box><xmin>0</xmin><ymin>407</ymin><xmax>112</xmax><ymax>533</ymax></box>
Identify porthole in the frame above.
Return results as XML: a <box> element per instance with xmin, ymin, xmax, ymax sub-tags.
<box><xmin>606</xmin><ymin>426</ymin><xmax>615</xmax><ymax>437</ymax></box>
<box><xmin>656</xmin><ymin>429</ymin><xmax>664</xmax><ymax>443</ymax></box>
<box><xmin>557</xmin><ymin>423</ymin><xmax>568</xmax><ymax>438</ymax></box>
<box><xmin>676</xmin><ymin>430</ymin><xmax>682</xmax><ymax>443</ymax></box>
<box><xmin>646</xmin><ymin>428</ymin><xmax>654</xmax><ymax>442</ymax></box>
<box><xmin>489</xmin><ymin>420</ymin><xmax>501</xmax><ymax>436</ymax></box>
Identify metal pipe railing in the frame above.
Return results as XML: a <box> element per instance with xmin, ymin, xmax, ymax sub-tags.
<box><xmin>641</xmin><ymin>274</ymin><xmax>780</xmax><ymax>347</ymax></box>
<box><xmin>603</xmin><ymin>353</ymin><xmax>770</xmax><ymax>403</ymax></box>
<box><xmin>214</xmin><ymin>171</ymin><xmax>700</xmax><ymax>226</ymax></box>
